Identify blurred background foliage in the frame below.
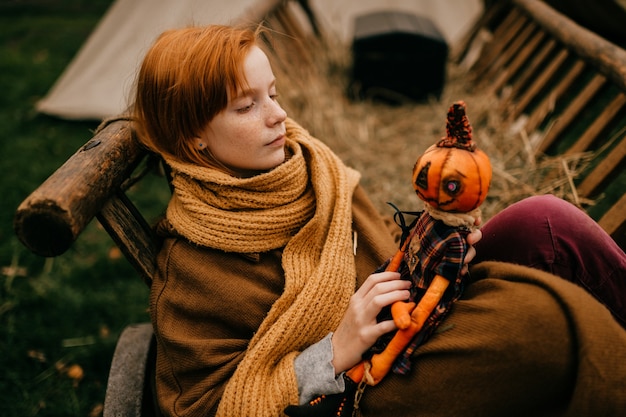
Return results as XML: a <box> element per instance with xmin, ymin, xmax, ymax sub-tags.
<box><xmin>0</xmin><ymin>2</ymin><xmax>153</xmax><ymax>416</ymax></box>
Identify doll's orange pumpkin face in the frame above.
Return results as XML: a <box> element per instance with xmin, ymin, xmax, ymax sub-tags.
<box><xmin>412</xmin><ymin>144</ymin><xmax>492</xmax><ymax>213</ymax></box>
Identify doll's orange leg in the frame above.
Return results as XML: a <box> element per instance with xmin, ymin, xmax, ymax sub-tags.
<box><xmin>368</xmin><ymin>275</ymin><xmax>450</xmax><ymax>385</ymax></box>
<box><xmin>407</xmin><ymin>275</ymin><xmax>450</xmax><ymax>331</ymax></box>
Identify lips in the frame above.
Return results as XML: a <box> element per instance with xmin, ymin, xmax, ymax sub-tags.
<box><xmin>268</xmin><ymin>134</ymin><xmax>286</xmax><ymax>146</ymax></box>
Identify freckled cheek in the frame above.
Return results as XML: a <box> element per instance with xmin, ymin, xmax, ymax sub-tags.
<box><xmin>217</xmin><ymin>136</ymin><xmax>260</xmax><ymax>166</ymax></box>
<box><xmin>237</xmin><ymin>127</ymin><xmax>263</xmax><ymax>149</ymax></box>
<box><xmin>211</xmin><ymin>115</ymin><xmax>265</xmax><ymax>152</ymax></box>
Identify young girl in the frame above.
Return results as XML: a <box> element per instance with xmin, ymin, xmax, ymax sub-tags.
<box><xmin>132</xmin><ymin>24</ymin><xmax>626</xmax><ymax>417</ymax></box>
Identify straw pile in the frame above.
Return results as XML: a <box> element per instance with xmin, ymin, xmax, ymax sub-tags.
<box><xmin>266</xmin><ymin>29</ymin><xmax>595</xmax><ymax>222</ymax></box>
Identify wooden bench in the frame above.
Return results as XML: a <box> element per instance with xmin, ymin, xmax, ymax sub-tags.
<box><xmin>13</xmin><ymin>0</ymin><xmax>626</xmax><ymax>415</ymax></box>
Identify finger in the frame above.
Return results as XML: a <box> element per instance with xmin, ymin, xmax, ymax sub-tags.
<box><xmin>357</xmin><ymin>318</ymin><xmax>401</xmax><ymax>347</ymax></box>
<box><xmin>373</xmin><ymin>318</ymin><xmax>399</xmax><ymax>338</ymax></box>
<box><xmin>356</xmin><ymin>271</ymin><xmax>403</xmax><ymax>295</ymax></box>
<box><xmin>364</xmin><ymin>277</ymin><xmax>411</xmax><ymax>305</ymax></box>
<box><xmin>368</xmin><ymin>288</ymin><xmax>411</xmax><ymax>313</ymax></box>
<box><xmin>464</xmin><ymin>245</ymin><xmax>476</xmax><ymax>264</ymax></box>
<box><xmin>466</xmin><ymin>228</ymin><xmax>482</xmax><ymax>245</ymax></box>
<box><xmin>353</xmin><ymin>281</ymin><xmax>411</xmax><ymax>320</ymax></box>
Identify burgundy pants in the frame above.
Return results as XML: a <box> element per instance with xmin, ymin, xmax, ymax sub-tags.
<box><xmin>473</xmin><ymin>194</ymin><xmax>626</xmax><ymax>328</ymax></box>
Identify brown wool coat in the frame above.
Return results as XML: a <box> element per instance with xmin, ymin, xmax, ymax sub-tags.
<box><xmin>150</xmin><ymin>185</ymin><xmax>400</xmax><ymax>416</ymax></box>
<box><xmin>150</xmin><ymin>186</ymin><xmax>626</xmax><ymax>417</ymax></box>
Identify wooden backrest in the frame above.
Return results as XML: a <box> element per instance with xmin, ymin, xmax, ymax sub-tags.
<box><xmin>456</xmin><ymin>0</ymin><xmax>626</xmax><ymax>249</ymax></box>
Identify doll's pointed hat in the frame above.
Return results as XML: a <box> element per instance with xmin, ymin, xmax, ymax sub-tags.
<box><xmin>437</xmin><ymin>101</ymin><xmax>476</xmax><ymax>151</ymax></box>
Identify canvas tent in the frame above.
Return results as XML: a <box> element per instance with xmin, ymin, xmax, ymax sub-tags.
<box><xmin>36</xmin><ymin>0</ymin><xmax>482</xmax><ymax>121</ymax></box>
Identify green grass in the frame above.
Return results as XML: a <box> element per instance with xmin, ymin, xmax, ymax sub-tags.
<box><xmin>0</xmin><ymin>2</ymin><xmax>153</xmax><ymax>416</ymax></box>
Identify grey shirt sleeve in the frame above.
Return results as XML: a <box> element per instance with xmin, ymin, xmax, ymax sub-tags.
<box><xmin>294</xmin><ymin>332</ymin><xmax>346</xmax><ymax>404</ymax></box>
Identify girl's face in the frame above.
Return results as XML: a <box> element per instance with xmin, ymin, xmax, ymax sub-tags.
<box><xmin>199</xmin><ymin>45</ymin><xmax>287</xmax><ymax>177</ymax></box>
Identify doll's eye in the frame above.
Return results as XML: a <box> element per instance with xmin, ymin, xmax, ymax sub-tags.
<box><xmin>445</xmin><ymin>180</ymin><xmax>461</xmax><ymax>195</ymax></box>
<box><xmin>415</xmin><ymin>162</ymin><xmax>430</xmax><ymax>190</ymax></box>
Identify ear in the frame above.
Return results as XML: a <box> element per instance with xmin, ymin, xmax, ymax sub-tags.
<box><xmin>194</xmin><ymin>137</ymin><xmax>206</xmax><ymax>150</ymax></box>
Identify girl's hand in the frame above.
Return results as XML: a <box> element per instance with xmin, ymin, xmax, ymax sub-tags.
<box><xmin>330</xmin><ymin>271</ymin><xmax>410</xmax><ymax>373</ymax></box>
<box><xmin>461</xmin><ymin>222</ymin><xmax>483</xmax><ymax>275</ymax></box>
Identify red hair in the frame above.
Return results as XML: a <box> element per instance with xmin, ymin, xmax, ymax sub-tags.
<box><xmin>132</xmin><ymin>25</ymin><xmax>260</xmax><ymax>166</ymax></box>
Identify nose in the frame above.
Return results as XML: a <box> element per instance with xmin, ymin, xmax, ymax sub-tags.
<box><xmin>267</xmin><ymin>99</ymin><xmax>287</xmax><ymax>126</ymax></box>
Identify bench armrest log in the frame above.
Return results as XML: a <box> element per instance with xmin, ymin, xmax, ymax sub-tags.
<box><xmin>14</xmin><ymin>119</ymin><xmax>145</xmax><ymax>258</ymax></box>
<box><xmin>514</xmin><ymin>0</ymin><xmax>626</xmax><ymax>92</ymax></box>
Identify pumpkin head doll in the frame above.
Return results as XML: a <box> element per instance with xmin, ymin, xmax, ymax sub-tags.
<box><xmin>413</xmin><ymin>100</ymin><xmax>491</xmax><ymax>214</ymax></box>
<box><xmin>285</xmin><ymin>101</ymin><xmax>492</xmax><ymax>417</ymax></box>
<box><xmin>364</xmin><ymin>100</ymin><xmax>492</xmax><ymax>383</ymax></box>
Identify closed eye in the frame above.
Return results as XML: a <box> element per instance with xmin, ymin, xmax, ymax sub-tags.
<box><xmin>236</xmin><ymin>102</ymin><xmax>254</xmax><ymax>113</ymax></box>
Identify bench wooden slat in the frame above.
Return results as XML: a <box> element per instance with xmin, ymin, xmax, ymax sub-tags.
<box><xmin>524</xmin><ymin>59</ymin><xmax>586</xmax><ymax>133</ymax></box>
<box><xmin>97</xmin><ymin>192</ymin><xmax>157</xmax><ymax>286</ymax></box>
<box><xmin>507</xmin><ymin>48</ymin><xmax>569</xmax><ymax>120</ymax></box>
<box><xmin>577</xmin><ymin>133</ymin><xmax>626</xmax><ymax>198</ymax></box>
<box><xmin>489</xmin><ymin>28</ymin><xmax>546</xmax><ymax>95</ymax></box>
<box><xmin>535</xmin><ymin>74</ymin><xmax>606</xmax><ymax>154</ymax></box>
<box><xmin>598</xmin><ymin>193</ymin><xmax>626</xmax><ymax>236</ymax></box>
<box><xmin>565</xmin><ymin>92</ymin><xmax>626</xmax><ymax>154</ymax></box>
<box><xmin>503</xmin><ymin>38</ymin><xmax>557</xmax><ymax>105</ymax></box>
<box><xmin>480</xmin><ymin>19</ymin><xmax>537</xmax><ymax>89</ymax></box>
<box><xmin>471</xmin><ymin>8</ymin><xmax>526</xmax><ymax>80</ymax></box>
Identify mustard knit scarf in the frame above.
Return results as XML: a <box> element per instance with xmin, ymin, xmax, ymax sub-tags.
<box><xmin>163</xmin><ymin>119</ymin><xmax>361</xmax><ymax>416</ymax></box>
